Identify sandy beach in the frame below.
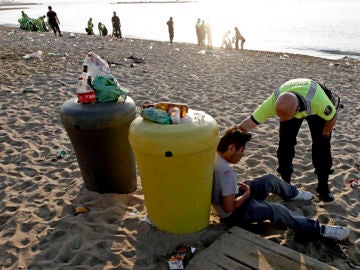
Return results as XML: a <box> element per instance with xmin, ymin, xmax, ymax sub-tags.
<box><xmin>0</xmin><ymin>26</ymin><xmax>359</xmax><ymax>269</ymax></box>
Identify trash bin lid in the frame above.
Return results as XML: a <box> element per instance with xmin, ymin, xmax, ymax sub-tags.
<box><xmin>60</xmin><ymin>97</ymin><xmax>136</xmax><ymax>130</ymax></box>
<box><xmin>129</xmin><ymin>110</ymin><xmax>219</xmax><ymax>156</ymax></box>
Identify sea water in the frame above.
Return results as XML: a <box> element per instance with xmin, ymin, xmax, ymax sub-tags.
<box><xmin>0</xmin><ymin>0</ymin><xmax>359</xmax><ymax>60</ymax></box>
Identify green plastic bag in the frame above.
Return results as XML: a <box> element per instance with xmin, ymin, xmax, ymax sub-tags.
<box><xmin>140</xmin><ymin>107</ymin><xmax>171</xmax><ymax>124</ymax></box>
<box><xmin>91</xmin><ymin>76</ymin><xmax>128</xmax><ymax>103</ymax></box>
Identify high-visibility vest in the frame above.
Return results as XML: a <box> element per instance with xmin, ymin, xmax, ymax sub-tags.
<box><xmin>252</xmin><ymin>78</ymin><xmax>336</xmax><ymax>124</ymax></box>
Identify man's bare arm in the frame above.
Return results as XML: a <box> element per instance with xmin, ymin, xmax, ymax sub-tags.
<box><xmin>322</xmin><ymin>114</ymin><xmax>337</xmax><ymax>136</ymax></box>
<box><xmin>237</xmin><ymin>117</ymin><xmax>258</xmax><ymax>133</ymax></box>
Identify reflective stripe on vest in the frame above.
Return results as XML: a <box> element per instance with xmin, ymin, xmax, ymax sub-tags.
<box><xmin>305</xmin><ymin>81</ymin><xmax>317</xmax><ymax>115</ymax></box>
<box><xmin>273</xmin><ymin>80</ymin><xmax>317</xmax><ymax>115</ymax></box>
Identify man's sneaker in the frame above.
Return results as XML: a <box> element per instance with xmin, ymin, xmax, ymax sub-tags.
<box><xmin>290</xmin><ymin>190</ymin><xmax>313</xmax><ymax>201</ymax></box>
<box><xmin>320</xmin><ymin>225</ymin><xmax>350</xmax><ymax>240</ymax></box>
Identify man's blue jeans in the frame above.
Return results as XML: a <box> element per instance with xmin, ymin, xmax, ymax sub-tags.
<box><xmin>222</xmin><ymin>174</ymin><xmax>320</xmax><ymax>238</ymax></box>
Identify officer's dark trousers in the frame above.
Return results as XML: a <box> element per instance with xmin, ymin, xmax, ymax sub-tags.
<box><xmin>276</xmin><ymin>115</ymin><xmax>332</xmax><ymax>192</ymax></box>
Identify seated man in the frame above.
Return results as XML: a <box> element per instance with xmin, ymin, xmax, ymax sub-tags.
<box><xmin>212</xmin><ymin>126</ymin><xmax>350</xmax><ymax>241</ymax></box>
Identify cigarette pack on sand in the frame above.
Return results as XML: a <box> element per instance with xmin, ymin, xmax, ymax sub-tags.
<box><xmin>168</xmin><ymin>245</ymin><xmax>194</xmax><ymax>270</ymax></box>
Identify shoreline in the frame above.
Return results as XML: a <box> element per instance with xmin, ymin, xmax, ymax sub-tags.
<box><xmin>1</xmin><ymin>24</ymin><xmax>359</xmax><ymax>63</ymax></box>
<box><xmin>1</xmin><ymin>1</ymin><xmax>359</xmax><ymax>62</ymax></box>
<box><xmin>111</xmin><ymin>1</ymin><xmax>198</xmax><ymax>4</ymax></box>
<box><xmin>0</xmin><ymin>2</ymin><xmax>39</xmax><ymax>11</ymax></box>
<box><xmin>1</xmin><ymin>25</ymin><xmax>359</xmax><ymax>269</ymax></box>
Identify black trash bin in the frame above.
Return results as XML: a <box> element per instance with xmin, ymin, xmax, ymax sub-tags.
<box><xmin>60</xmin><ymin>97</ymin><xmax>137</xmax><ymax>194</ymax></box>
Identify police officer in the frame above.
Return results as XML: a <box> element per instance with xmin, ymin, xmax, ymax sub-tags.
<box><xmin>87</xmin><ymin>18</ymin><xmax>94</xmax><ymax>35</ymax></box>
<box><xmin>237</xmin><ymin>78</ymin><xmax>337</xmax><ymax>202</ymax></box>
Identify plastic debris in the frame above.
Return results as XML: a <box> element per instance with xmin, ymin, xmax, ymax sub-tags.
<box><xmin>22</xmin><ymin>87</ymin><xmax>34</xmax><ymax>93</ymax></box>
<box><xmin>129</xmin><ymin>210</ymin><xmax>138</xmax><ymax>216</ymax></box>
<box><xmin>74</xmin><ymin>206</ymin><xmax>90</xmax><ymax>216</ymax></box>
<box><xmin>23</xmin><ymin>50</ymin><xmax>42</xmax><ymax>59</ymax></box>
<box><xmin>49</xmin><ymin>52</ymin><xmax>63</xmax><ymax>57</ymax></box>
<box><xmin>349</xmin><ymin>179</ymin><xmax>358</xmax><ymax>188</ymax></box>
<box><xmin>168</xmin><ymin>245</ymin><xmax>195</xmax><ymax>270</ymax></box>
<box><xmin>143</xmin><ymin>215</ymin><xmax>153</xmax><ymax>225</ymax></box>
<box><xmin>58</xmin><ymin>80</ymin><xmax>67</xmax><ymax>86</ymax></box>
<box><xmin>127</xmin><ymin>55</ymin><xmax>146</xmax><ymax>64</ymax></box>
<box><xmin>355</xmin><ymin>163</ymin><xmax>360</xmax><ymax>171</ymax></box>
<box><xmin>56</xmin><ymin>149</ymin><xmax>67</xmax><ymax>159</ymax></box>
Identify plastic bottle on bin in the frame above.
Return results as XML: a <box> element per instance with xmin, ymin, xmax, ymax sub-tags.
<box><xmin>77</xmin><ymin>65</ymin><xmax>89</xmax><ymax>91</ymax></box>
<box><xmin>142</xmin><ymin>102</ymin><xmax>188</xmax><ymax>118</ymax></box>
<box><xmin>81</xmin><ymin>64</ymin><xmax>89</xmax><ymax>82</ymax></box>
<box><xmin>76</xmin><ymin>66</ymin><xmax>96</xmax><ymax>104</ymax></box>
<box><xmin>168</xmin><ymin>107</ymin><xmax>180</xmax><ymax>124</ymax></box>
<box><xmin>77</xmin><ymin>76</ymin><xmax>85</xmax><ymax>91</ymax></box>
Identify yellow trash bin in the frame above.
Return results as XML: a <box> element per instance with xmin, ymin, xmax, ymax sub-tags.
<box><xmin>129</xmin><ymin>111</ymin><xmax>219</xmax><ymax>234</ymax></box>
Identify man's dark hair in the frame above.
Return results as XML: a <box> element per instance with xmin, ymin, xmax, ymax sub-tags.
<box><xmin>217</xmin><ymin>126</ymin><xmax>251</xmax><ymax>153</ymax></box>
<box><xmin>48</xmin><ymin>6</ymin><xmax>52</xmax><ymax>9</ymax></box>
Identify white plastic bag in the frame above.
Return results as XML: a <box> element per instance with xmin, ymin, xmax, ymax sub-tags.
<box><xmin>84</xmin><ymin>51</ymin><xmax>112</xmax><ymax>78</ymax></box>
<box><xmin>23</xmin><ymin>50</ymin><xmax>42</xmax><ymax>59</ymax></box>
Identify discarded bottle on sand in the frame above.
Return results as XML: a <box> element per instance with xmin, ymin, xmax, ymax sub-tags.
<box><xmin>141</xmin><ymin>102</ymin><xmax>188</xmax><ymax>118</ymax></box>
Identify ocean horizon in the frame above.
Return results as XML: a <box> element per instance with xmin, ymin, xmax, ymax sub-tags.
<box><xmin>0</xmin><ymin>0</ymin><xmax>359</xmax><ymax>60</ymax></box>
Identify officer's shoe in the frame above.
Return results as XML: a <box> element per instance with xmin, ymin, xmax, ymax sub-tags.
<box><xmin>316</xmin><ymin>188</ymin><xmax>334</xmax><ymax>202</ymax></box>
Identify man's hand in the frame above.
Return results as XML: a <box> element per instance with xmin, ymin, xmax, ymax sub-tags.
<box><xmin>238</xmin><ymin>182</ymin><xmax>249</xmax><ymax>192</ymax></box>
<box><xmin>322</xmin><ymin>114</ymin><xmax>337</xmax><ymax>136</ymax></box>
<box><xmin>237</xmin><ymin>117</ymin><xmax>257</xmax><ymax>133</ymax></box>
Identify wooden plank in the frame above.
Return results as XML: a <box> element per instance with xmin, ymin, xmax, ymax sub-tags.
<box><xmin>187</xmin><ymin>226</ymin><xmax>338</xmax><ymax>270</ymax></box>
<box><xmin>227</xmin><ymin>227</ymin><xmax>337</xmax><ymax>270</ymax></box>
<box><xmin>189</xmin><ymin>251</ymin><xmax>253</xmax><ymax>270</ymax></box>
<box><xmin>206</xmin><ymin>252</ymin><xmax>253</xmax><ymax>270</ymax></box>
<box><xmin>218</xmin><ymin>236</ymin><xmax>310</xmax><ymax>270</ymax></box>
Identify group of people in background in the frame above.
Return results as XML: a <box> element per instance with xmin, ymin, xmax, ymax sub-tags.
<box><xmin>167</xmin><ymin>17</ymin><xmax>244</xmax><ymax>50</ymax></box>
<box><xmin>222</xmin><ymin>27</ymin><xmax>245</xmax><ymax>50</ymax></box>
<box><xmin>18</xmin><ymin>6</ymin><xmax>62</xmax><ymax>37</ymax></box>
<box><xmin>19</xmin><ymin>11</ymin><xmax>48</xmax><ymax>32</ymax></box>
<box><xmin>86</xmin><ymin>12</ymin><xmax>121</xmax><ymax>38</ymax></box>
<box><xmin>19</xmin><ymin>8</ymin><xmax>246</xmax><ymax>49</ymax></box>
<box><xmin>195</xmin><ymin>18</ymin><xmax>212</xmax><ymax>50</ymax></box>
<box><xmin>19</xmin><ymin>7</ymin><xmax>122</xmax><ymax>39</ymax></box>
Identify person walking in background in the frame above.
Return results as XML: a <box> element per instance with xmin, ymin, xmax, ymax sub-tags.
<box><xmin>212</xmin><ymin>126</ymin><xmax>350</xmax><ymax>241</ymax></box>
<box><xmin>195</xmin><ymin>18</ymin><xmax>201</xmax><ymax>45</ymax></box>
<box><xmin>167</xmin><ymin>17</ymin><xmax>174</xmax><ymax>43</ymax></box>
<box><xmin>234</xmin><ymin>26</ymin><xmax>245</xmax><ymax>50</ymax></box>
<box><xmin>112</xmin><ymin>11</ymin><xmax>122</xmax><ymax>38</ymax></box>
<box><xmin>86</xmin><ymin>18</ymin><xmax>94</xmax><ymax>35</ymax></box>
<box><xmin>206</xmin><ymin>20</ymin><xmax>213</xmax><ymax>50</ymax></box>
<box><xmin>200</xmin><ymin>20</ymin><xmax>206</xmax><ymax>46</ymax></box>
<box><xmin>98</xmin><ymin>22</ymin><xmax>104</xmax><ymax>36</ymax></box>
<box><xmin>237</xmin><ymin>78</ymin><xmax>338</xmax><ymax>202</ymax></box>
<box><xmin>46</xmin><ymin>6</ymin><xmax>62</xmax><ymax>37</ymax></box>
